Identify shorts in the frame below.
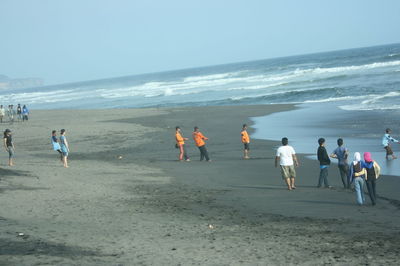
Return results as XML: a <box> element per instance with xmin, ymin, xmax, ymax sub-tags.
<box><xmin>243</xmin><ymin>143</ymin><xmax>250</xmax><ymax>150</ymax></box>
<box><xmin>280</xmin><ymin>165</ymin><xmax>296</xmax><ymax>179</ymax></box>
<box><xmin>7</xmin><ymin>146</ymin><xmax>14</xmax><ymax>158</ymax></box>
<box><xmin>385</xmin><ymin>146</ymin><xmax>393</xmax><ymax>156</ymax></box>
<box><xmin>61</xmin><ymin>146</ymin><xmax>68</xmax><ymax>157</ymax></box>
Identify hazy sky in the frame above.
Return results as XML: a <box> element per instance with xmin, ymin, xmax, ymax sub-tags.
<box><xmin>1</xmin><ymin>0</ymin><xmax>399</xmax><ymax>85</ymax></box>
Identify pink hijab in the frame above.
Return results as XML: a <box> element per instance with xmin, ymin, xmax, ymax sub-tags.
<box><xmin>364</xmin><ymin>152</ymin><xmax>373</xmax><ymax>163</ymax></box>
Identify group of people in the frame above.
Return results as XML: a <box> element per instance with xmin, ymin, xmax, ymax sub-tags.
<box><xmin>275</xmin><ymin>127</ymin><xmax>400</xmax><ymax>206</ymax></box>
<box><xmin>175</xmin><ymin>124</ymin><xmax>252</xmax><ymax>163</ymax></box>
<box><xmin>0</xmin><ymin>104</ymin><xmax>30</xmax><ymax>123</ymax></box>
<box><xmin>176</xmin><ymin>123</ymin><xmax>398</xmax><ymax>207</ymax></box>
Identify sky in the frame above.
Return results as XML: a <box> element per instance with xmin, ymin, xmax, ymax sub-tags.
<box><xmin>1</xmin><ymin>0</ymin><xmax>399</xmax><ymax>85</ymax></box>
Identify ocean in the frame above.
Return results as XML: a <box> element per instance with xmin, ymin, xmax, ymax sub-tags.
<box><xmin>2</xmin><ymin>43</ymin><xmax>399</xmax><ymax>110</ymax></box>
<box><xmin>3</xmin><ymin>43</ymin><xmax>400</xmax><ymax>175</ymax></box>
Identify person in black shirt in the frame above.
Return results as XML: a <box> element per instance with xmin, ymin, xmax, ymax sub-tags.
<box><xmin>317</xmin><ymin>138</ymin><xmax>331</xmax><ymax>188</ymax></box>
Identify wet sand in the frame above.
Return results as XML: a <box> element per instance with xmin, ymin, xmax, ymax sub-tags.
<box><xmin>0</xmin><ymin>105</ymin><xmax>400</xmax><ymax>265</ymax></box>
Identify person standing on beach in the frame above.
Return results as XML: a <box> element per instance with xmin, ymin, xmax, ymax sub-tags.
<box><xmin>241</xmin><ymin>124</ymin><xmax>250</xmax><ymax>159</ymax></box>
<box><xmin>7</xmin><ymin>105</ymin><xmax>14</xmax><ymax>123</ymax></box>
<box><xmin>275</xmin><ymin>137</ymin><xmax>299</xmax><ymax>190</ymax></box>
<box><xmin>22</xmin><ymin>105</ymin><xmax>29</xmax><ymax>121</ymax></box>
<box><xmin>192</xmin><ymin>126</ymin><xmax>211</xmax><ymax>162</ymax></box>
<box><xmin>330</xmin><ymin>138</ymin><xmax>350</xmax><ymax>189</ymax></box>
<box><xmin>362</xmin><ymin>152</ymin><xmax>381</xmax><ymax>206</ymax></box>
<box><xmin>51</xmin><ymin>130</ymin><xmax>63</xmax><ymax>161</ymax></box>
<box><xmin>175</xmin><ymin>126</ymin><xmax>190</xmax><ymax>162</ymax></box>
<box><xmin>0</xmin><ymin>105</ymin><xmax>5</xmax><ymax>123</ymax></box>
<box><xmin>16</xmin><ymin>104</ymin><xmax>22</xmax><ymax>122</ymax></box>
<box><xmin>317</xmin><ymin>138</ymin><xmax>331</xmax><ymax>188</ymax></box>
<box><xmin>3</xmin><ymin>129</ymin><xmax>15</xmax><ymax>166</ymax></box>
<box><xmin>382</xmin><ymin>128</ymin><xmax>399</xmax><ymax>159</ymax></box>
<box><xmin>349</xmin><ymin>152</ymin><xmax>366</xmax><ymax>205</ymax></box>
<box><xmin>60</xmin><ymin>129</ymin><xmax>70</xmax><ymax>168</ymax></box>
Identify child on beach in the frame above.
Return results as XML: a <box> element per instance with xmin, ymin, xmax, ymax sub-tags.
<box><xmin>349</xmin><ymin>152</ymin><xmax>366</xmax><ymax>205</ymax></box>
<box><xmin>60</xmin><ymin>129</ymin><xmax>70</xmax><ymax>168</ymax></box>
<box><xmin>317</xmin><ymin>138</ymin><xmax>331</xmax><ymax>188</ymax></box>
<box><xmin>362</xmin><ymin>152</ymin><xmax>381</xmax><ymax>206</ymax></box>
<box><xmin>241</xmin><ymin>124</ymin><xmax>250</xmax><ymax>159</ymax></box>
<box><xmin>382</xmin><ymin>128</ymin><xmax>399</xmax><ymax>159</ymax></box>
<box><xmin>3</xmin><ymin>129</ymin><xmax>15</xmax><ymax>166</ymax></box>
<box><xmin>275</xmin><ymin>137</ymin><xmax>299</xmax><ymax>190</ymax></box>
<box><xmin>330</xmin><ymin>138</ymin><xmax>350</xmax><ymax>189</ymax></box>
<box><xmin>175</xmin><ymin>126</ymin><xmax>190</xmax><ymax>162</ymax></box>
<box><xmin>51</xmin><ymin>130</ymin><xmax>63</xmax><ymax>161</ymax></box>
<box><xmin>192</xmin><ymin>126</ymin><xmax>211</xmax><ymax>162</ymax></box>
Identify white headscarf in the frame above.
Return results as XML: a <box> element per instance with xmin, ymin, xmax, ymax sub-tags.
<box><xmin>353</xmin><ymin>152</ymin><xmax>361</xmax><ymax>165</ymax></box>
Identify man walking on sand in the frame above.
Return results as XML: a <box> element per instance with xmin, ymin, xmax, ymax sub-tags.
<box><xmin>330</xmin><ymin>138</ymin><xmax>350</xmax><ymax>189</ymax></box>
<box><xmin>241</xmin><ymin>124</ymin><xmax>250</xmax><ymax>159</ymax></box>
<box><xmin>382</xmin><ymin>128</ymin><xmax>399</xmax><ymax>160</ymax></box>
<box><xmin>275</xmin><ymin>137</ymin><xmax>299</xmax><ymax>190</ymax></box>
<box><xmin>192</xmin><ymin>126</ymin><xmax>211</xmax><ymax>162</ymax></box>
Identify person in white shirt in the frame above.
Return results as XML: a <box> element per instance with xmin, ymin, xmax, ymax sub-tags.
<box><xmin>275</xmin><ymin>137</ymin><xmax>299</xmax><ymax>190</ymax></box>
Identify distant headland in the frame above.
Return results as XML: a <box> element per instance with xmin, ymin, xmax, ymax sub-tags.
<box><xmin>0</xmin><ymin>74</ymin><xmax>44</xmax><ymax>89</ymax></box>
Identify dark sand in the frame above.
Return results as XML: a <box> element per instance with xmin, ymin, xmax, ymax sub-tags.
<box><xmin>1</xmin><ymin>105</ymin><xmax>400</xmax><ymax>265</ymax></box>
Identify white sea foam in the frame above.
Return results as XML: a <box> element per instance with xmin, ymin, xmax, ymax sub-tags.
<box><xmin>96</xmin><ymin>59</ymin><xmax>400</xmax><ymax>99</ymax></box>
<box><xmin>339</xmin><ymin>91</ymin><xmax>400</xmax><ymax>111</ymax></box>
<box><xmin>0</xmin><ymin>89</ymin><xmax>98</xmax><ymax>104</ymax></box>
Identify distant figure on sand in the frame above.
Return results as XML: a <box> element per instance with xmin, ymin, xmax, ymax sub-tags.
<box><xmin>362</xmin><ymin>152</ymin><xmax>381</xmax><ymax>206</ymax></box>
<box><xmin>0</xmin><ymin>105</ymin><xmax>4</xmax><ymax>123</ymax></box>
<box><xmin>60</xmin><ymin>129</ymin><xmax>70</xmax><ymax>168</ymax></box>
<box><xmin>22</xmin><ymin>105</ymin><xmax>29</xmax><ymax>121</ymax></box>
<box><xmin>7</xmin><ymin>105</ymin><xmax>14</xmax><ymax>123</ymax></box>
<box><xmin>330</xmin><ymin>138</ymin><xmax>350</xmax><ymax>189</ymax></box>
<box><xmin>241</xmin><ymin>124</ymin><xmax>250</xmax><ymax>159</ymax></box>
<box><xmin>51</xmin><ymin>130</ymin><xmax>63</xmax><ymax>160</ymax></box>
<box><xmin>382</xmin><ymin>128</ymin><xmax>399</xmax><ymax>159</ymax></box>
<box><xmin>175</xmin><ymin>126</ymin><xmax>190</xmax><ymax>162</ymax></box>
<box><xmin>3</xmin><ymin>129</ymin><xmax>14</xmax><ymax>166</ymax></box>
<box><xmin>317</xmin><ymin>138</ymin><xmax>331</xmax><ymax>188</ymax></box>
<box><xmin>192</xmin><ymin>126</ymin><xmax>211</xmax><ymax>162</ymax></box>
<box><xmin>275</xmin><ymin>137</ymin><xmax>299</xmax><ymax>190</ymax></box>
<box><xmin>17</xmin><ymin>104</ymin><xmax>22</xmax><ymax>121</ymax></box>
<box><xmin>349</xmin><ymin>152</ymin><xmax>366</xmax><ymax>205</ymax></box>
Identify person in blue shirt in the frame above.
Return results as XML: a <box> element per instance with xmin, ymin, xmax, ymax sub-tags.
<box><xmin>330</xmin><ymin>138</ymin><xmax>350</xmax><ymax>189</ymax></box>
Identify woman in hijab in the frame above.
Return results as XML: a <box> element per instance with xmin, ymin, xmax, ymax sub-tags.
<box><xmin>349</xmin><ymin>152</ymin><xmax>366</xmax><ymax>205</ymax></box>
<box><xmin>363</xmin><ymin>152</ymin><xmax>381</xmax><ymax>206</ymax></box>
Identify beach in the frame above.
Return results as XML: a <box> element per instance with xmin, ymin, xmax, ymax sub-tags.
<box><xmin>1</xmin><ymin>104</ymin><xmax>400</xmax><ymax>265</ymax></box>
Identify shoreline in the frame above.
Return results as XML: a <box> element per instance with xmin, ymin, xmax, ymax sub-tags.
<box><xmin>1</xmin><ymin>104</ymin><xmax>400</xmax><ymax>265</ymax></box>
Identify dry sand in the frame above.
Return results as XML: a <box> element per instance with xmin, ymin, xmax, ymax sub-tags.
<box><xmin>0</xmin><ymin>105</ymin><xmax>400</xmax><ymax>265</ymax></box>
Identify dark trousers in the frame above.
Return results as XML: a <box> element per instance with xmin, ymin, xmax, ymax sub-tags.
<box><xmin>338</xmin><ymin>164</ymin><xmax>349</xmax><ymax>188</ymax></box>
<box><xmin>198</xmin><ymin>145</ymin><xmax>210</xmax><ymax>161</ymax></box>
<box><xmin>318</xmin><ymin>167</ymin><xmax>329</xmax><ymax>187</ymax></box>
<box><xmin>365</xmin><ymin>179</ymin><xmax>377</xmax><ymax>205</ymax></box>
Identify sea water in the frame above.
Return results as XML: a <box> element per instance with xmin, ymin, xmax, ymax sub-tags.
<box><xmin>2</xmin><ymin>43</ymin><xmax>399</xmax><ymax>111</ymax></box>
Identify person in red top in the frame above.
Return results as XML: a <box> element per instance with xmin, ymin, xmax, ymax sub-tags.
<box><xmin>192</xmin><ymin>126</ymin><xmax>211</xmax><ymax>162</ymax></box>
<box><xmin>241</xmin><ymin>124</ymin><xmax>250</xmax><ymax>159</ymax></box>
<box><xmin>175</xmin><ymin>126</ymin><xmax>190</xmax><ymax>162</ymax></box>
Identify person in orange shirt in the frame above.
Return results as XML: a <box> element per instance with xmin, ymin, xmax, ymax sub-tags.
<box><xmin>192</xmin><ymin>126</ymin><xmax>211</xmax><ymax>162</ymax></box>
<box><xmin>241</xmin><ymin>124</ymin><xmax>250</xmax><ymax>159</ymax></box>
<box><xmin>175</xmin><ymin>126</ymin><xmax>190</xmax><ymax>161</ymax></box>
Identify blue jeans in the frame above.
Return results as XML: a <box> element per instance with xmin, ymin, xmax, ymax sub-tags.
<box><xmin>354</xmin><ymin>177</ymin><xmax>365</xmax><ymax>205</ymax></box>
<box><xmin>318</xmin><ymin>167</ymin><xmax>330</xmax><ymax>187</ymax></box>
